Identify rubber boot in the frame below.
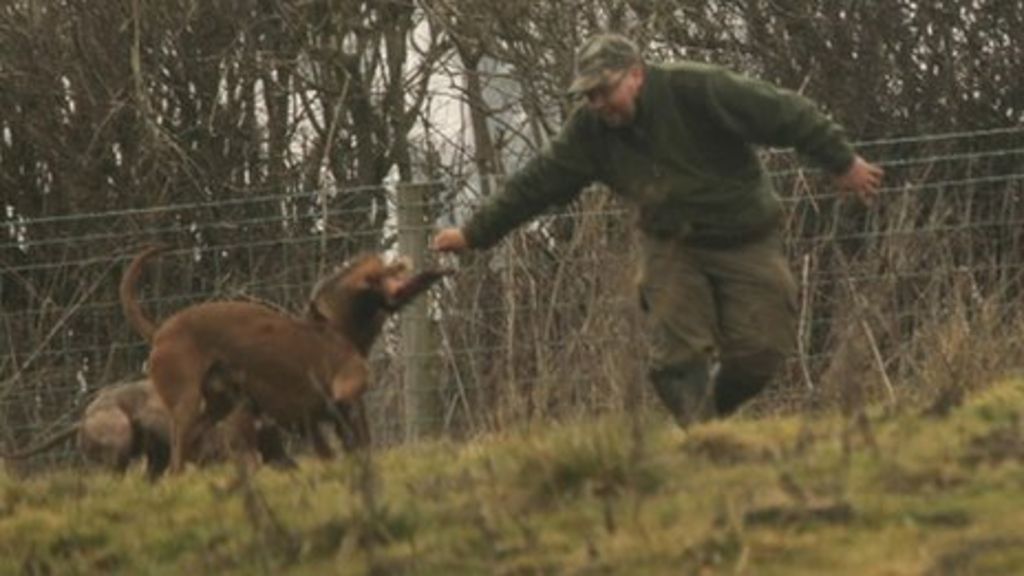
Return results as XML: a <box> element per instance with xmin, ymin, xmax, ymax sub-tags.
<box><xmin>713</xmin><ymin>351</ymin><xmax>783</xmax><ymax>417</ymax></box>
<box><xmin>649</xmin><ymin>360</ymin><xmax>716</xmax><ymax>428</ymax></box>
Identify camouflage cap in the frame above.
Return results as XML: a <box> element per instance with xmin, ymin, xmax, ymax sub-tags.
<box><xmin>567</xmin><ymin>33</ymin><xmax>642</xmax><ymax>96</ymax></box>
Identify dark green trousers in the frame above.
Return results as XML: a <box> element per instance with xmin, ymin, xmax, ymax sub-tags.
<box><xmin>637</xmin><ymin>230</ymin><xmax>798</xmax><ymax>421</ymax></box>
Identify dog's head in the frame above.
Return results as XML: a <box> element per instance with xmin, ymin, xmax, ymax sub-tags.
<box><xmin>308</xmin><ymin>254</ymin><xmax>413</xmax><ymax>320</ymax></box>
<box><xmin>307</xmin><ymin>253</ymin><xmax>451</xmax><ymax>350</ymax></box>
<box><xmin>79</xmin><ymin>411</ymin><xmax>134</xmax><ymax>468</ymax></box>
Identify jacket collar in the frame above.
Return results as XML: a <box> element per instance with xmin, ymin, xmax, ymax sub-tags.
<box><xmin>631</xmin><ymin>64</ymin><xmax>660</xmax><ymax>129</ymax></box>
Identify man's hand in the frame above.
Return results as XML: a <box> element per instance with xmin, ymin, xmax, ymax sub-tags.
<box><xmin>431</xmin><ymin>228</ymin><xmax>470</xmax><ymax>253</ymax></box>
<box><xmin>836</xmin><ymin>155</ymin><xmax>884</xmax><ymax>206</ymax></box>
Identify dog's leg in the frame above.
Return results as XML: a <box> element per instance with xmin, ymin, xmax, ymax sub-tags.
<box><xmin>306</xmin><ymin>419</ymin><xmax>335</xmax><ymax>459</ymax></box>
<box><xmin>331</xmin><ymin>405</ymin><xmax>357</xmax><ymax>452</ymax></box>
<box><xmin>216</xmin><ymin>403</ymin><xmax>262</xmax><ymax>471</ymax></box>
<box><xmin>143</xmin><ymin>430</ymin><xmax>170</xmax><ymax>480</ymax></box>
<box><xmin>351</xmin><ymin>398</ymin><xmax>370</xmax><ymax>448</ymax></box>
<box><xmin>326</xmin><ymin>364</ymin><xmax>370</xmax><ymax>453</ymax></box>
<box><xmin>334</xmin><ymin>399</ymin><xmax>370</xmax><ymax>452</ymax></box>
<box><xmin>184</xmin><ymin>406</ymin><xmax>226</xmax><ymax>464</ymax></box>
<box><xmin>256</xmin><ymin>422</ymin><xmax>296</xmax><ymax>470</ymax></box>
<box><xmin>150</xmin><ymin>349</ymin><xmax>208</xmax><ymax>474</ymax></box>
<box><xmin>168</xmin><ymin>390</ymin><xmax>204</xmax><ymax>473</ymax></box>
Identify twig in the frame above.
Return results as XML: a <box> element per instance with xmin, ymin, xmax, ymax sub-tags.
<box><xmin>0</xmin><ymin>259</ymin><xmax>120</xmax><ymax>399</ymax></box>
<box><xmin>830</xmin><ymin>239</ymin><xmax>897</xmax><ymax>406</ymax></box>
<box><xmin>797</xmin><ymin>253</ymin><xmax>816</xmax><ymax>391</ymax></box>
<box><xmin>437</xmin><ymin>317</ymin><xmax>478</xmax><ymax>432</ymax></box>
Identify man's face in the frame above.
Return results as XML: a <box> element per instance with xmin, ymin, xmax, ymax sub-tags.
<box><xmin>583</xmin><ymin>65</ymin><xmax>644</xmax><ymax>127</ymax></box>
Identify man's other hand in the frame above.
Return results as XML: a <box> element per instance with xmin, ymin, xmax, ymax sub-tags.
<box><xmin>836</xmin><ymin>155</ymin><xmax>884</xmax><ymax>206</ymax></box>
<box><xmin>431</xmin><ymin>228</ymin><xmax>469</xmax><ymax>253</ymax></box>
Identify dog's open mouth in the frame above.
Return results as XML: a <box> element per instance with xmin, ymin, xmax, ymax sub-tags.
<box><xmin>382</xmin><ymin>265</ymin><xmax>454</xmax><ymax>310</ymax></box>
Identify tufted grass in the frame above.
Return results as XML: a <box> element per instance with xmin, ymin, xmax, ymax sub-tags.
<box><xmin>2</xmin><ymin>378</ymin><xmax>1023</xmax><ymax>575</ymax></box>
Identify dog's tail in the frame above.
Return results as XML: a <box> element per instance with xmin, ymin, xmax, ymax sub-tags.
<box><xmin>0</xmin><ymin>425</ymin><xmax>79</xmax><ymax>460</ymax></box>
<box><xmin>120</xmin><ymin>244</ymin><xmax>172</xmax><ymax>343</ymax></box>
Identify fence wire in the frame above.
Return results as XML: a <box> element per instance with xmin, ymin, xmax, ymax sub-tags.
<box><xmin>2</xmin><ymin>126</ymin><xmax>1023</xmax><ymax>468</ymax></box>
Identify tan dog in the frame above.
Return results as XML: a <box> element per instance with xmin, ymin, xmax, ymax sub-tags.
<box><xmin>121</xmin><ymin>245</ymin><xmax>449</xmax><ymax>473</ymax></box>
<box><xmin>1</xmin><ymin>379</ymin><xmax>169</xmax><ymax>477</ymax></box>
<box><xmin>0</xmin><ymin>376</ymin><xmax>291</xmax><ymax>478</ymax></box>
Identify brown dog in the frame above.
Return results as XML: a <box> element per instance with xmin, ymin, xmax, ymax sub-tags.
<box><xmin>120</xmin><ymin>246</ymin><xmax>302</xmax><ymax>472</ymax></box>
<box><xmin>0</xmin><ymin>376</ymin><xmax>295</xmax><ymax>478</ymax></box>
<box><xmin>121</xmin><ymin>245</ymin><xmax>449</xmax><ymax>473</ymax></box>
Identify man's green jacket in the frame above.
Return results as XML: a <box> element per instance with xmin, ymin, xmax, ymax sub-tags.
<box><xmin>464</xmin><ymin>62</ymin><xmax>855</xmax><ymax>249</ymax></box>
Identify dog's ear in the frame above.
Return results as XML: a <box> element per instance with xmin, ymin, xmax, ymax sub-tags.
<box><xmin>336</xmin><ymin>254</ymin><xmax>388</xmax><ymax>292</ymax></box>
<box><xmin>307</xmin><ymin>298</ymin><xmax>328</xmax><ymax>322</ymax></box>
<box><xmin>307</xmin><ymin>269</ymin><xmax>345</xmax><ymax>324</ymax></box>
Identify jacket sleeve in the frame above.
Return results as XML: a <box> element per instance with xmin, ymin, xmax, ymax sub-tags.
<box><xmin>463</xmin><ymin>111</ymin><xmax>599</xmax><ymax>250</ymax></box>
<box><xmin>703</xmin><ymin>68</ymin><xmax>856</xmax><ymax>175</ymax></box>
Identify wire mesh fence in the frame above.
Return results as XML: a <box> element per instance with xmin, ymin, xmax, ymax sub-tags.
<box><xmin>2</xmin><ymin>126</ymin><xmax>1023</xmax><ymax>468</ymax></box>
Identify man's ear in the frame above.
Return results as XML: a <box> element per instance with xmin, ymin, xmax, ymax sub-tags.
<box><xmin>628</xmin><ymin>64</ymin><xmax>645</xmax><ymax>89</ymax></box>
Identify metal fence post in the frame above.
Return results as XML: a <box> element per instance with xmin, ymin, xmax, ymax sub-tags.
<box><xmin>397</xmin><ymin>182</ymin><xmax>442</xmax><ymax>441</ymax></box>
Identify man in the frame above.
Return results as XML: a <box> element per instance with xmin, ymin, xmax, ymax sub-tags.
<box><xmin>432</xmin><ymin>33</ymin><xmax>883</xmax><ymax>426</ymax></box>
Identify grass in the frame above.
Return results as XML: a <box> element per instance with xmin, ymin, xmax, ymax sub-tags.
<box><xmin>2</xmin><ymin>378</ymin><xmax>1023</xmax><ymax>575</ymax></box>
